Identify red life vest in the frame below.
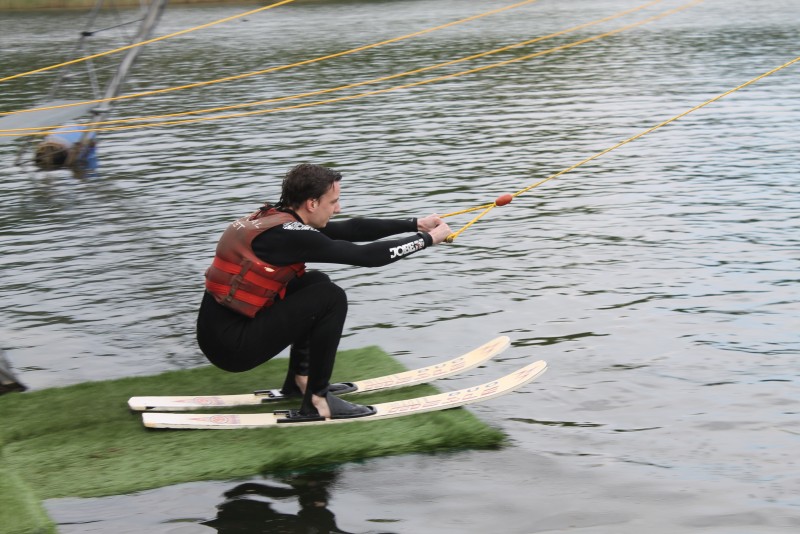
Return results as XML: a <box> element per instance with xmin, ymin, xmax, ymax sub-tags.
<box><xmin>205</xmin><ymin>208</ymin><xmax>306</xmax><ymax>318</ymax></box>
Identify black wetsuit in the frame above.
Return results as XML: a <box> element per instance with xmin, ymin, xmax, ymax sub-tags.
<box><xmin>196</xmin><ymin>210</ymin><xmax>433</xmax><ymax>407</ymax></box>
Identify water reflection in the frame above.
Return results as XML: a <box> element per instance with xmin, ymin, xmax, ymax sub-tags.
<box><xmin>202</xmin><ymin>470</ymin><xmax>396</xmax><ymax>534</ymax></box>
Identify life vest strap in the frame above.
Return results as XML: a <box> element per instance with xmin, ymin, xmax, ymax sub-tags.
<box><xmin>211</xmin><ymin>256</ymin><xmax>287</xmax><ymax>293</ymax></box>
<box><xmin>205</xmin><ymin>280</ymin><xmax>272</xmax><ymax>308</ymax></box>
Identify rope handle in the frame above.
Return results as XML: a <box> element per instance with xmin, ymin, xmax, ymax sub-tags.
<box><xmin>443</xmin><ymin>194</ymin><xmax>514</xmax><ymax>243</ymax></box>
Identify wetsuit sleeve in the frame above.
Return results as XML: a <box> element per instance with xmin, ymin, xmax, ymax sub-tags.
<box><xmin>320</xmin><ymin>217</ymin><xmax>417</xmax><ymax>241</ymax></box>
<box><xmin>253</xmin><ymin>223</ymin><xmax>434</xmax><ymax>268</ymax></box>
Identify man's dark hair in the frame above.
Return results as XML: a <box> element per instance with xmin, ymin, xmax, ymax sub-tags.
<box><xmin>278</xmin><ymin>164</ymin><xmax>342</xmax><ymax>209</ymax></box>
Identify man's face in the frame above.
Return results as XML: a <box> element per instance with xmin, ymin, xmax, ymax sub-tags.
<box><xmin>308</xmin><ymin>181</ymin><xmax>341</xmax><ymax>228</ymax></box>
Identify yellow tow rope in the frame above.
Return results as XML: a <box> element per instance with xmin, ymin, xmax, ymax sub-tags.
<box><xmin>0</xmin><ymin>0</ymin><xmax>297</xmax><ymax>85</ymax></box>
<box><xmin>0</xmin><ymin>0</ymin><xmax>687</xmax><ymax>136</ymax></box>
<box><xmin>442</xmin><ymin>53</ymin><xmax>800</xmax><ymax>242</ymax></box>
<box><xmin>0</xmin><ymin>0</ymin><xmax>541</xmax><ymax>118</ymax></box>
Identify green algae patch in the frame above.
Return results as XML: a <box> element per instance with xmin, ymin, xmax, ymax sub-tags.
<box><xmin>0</xmin><ymin>346</ymin><xmax>505</xmax><ymax>519</ymax></box>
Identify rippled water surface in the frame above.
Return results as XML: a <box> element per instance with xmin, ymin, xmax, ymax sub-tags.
<box><xmin>2</xmin><ymin>0</ymin><xmax>799</xmax><ymax>532</ymax></box>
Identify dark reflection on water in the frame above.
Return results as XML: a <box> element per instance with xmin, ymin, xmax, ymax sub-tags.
<box><xmin>46</xmin><ymin>468</ymin><xmax>401</xmax><ymax>534</ymax></box>
<box><xmin>200</xmin><ymin>470</ymin><xmax>395</xmax><ymax>534</ymax></box>
<box><xmin>3</xmin><ymin>0</ymin><xmax>800</xmax><ymax>532</ymax></box>
<box><xmin>508</xmin><ymin>418</ymin><xmax>605</xmax><ymax>428</ymax></box>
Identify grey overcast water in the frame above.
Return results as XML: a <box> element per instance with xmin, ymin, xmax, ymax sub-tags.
<box><xmin>1</xmin><ymin>0</ymin><xmax>799</xmax><ymax>532</ymax></box>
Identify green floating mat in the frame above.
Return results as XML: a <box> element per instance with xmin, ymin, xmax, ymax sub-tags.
<box><xmin>1</xmin><ymin>346</ymin><xmax>505</xmax><ymax>532</ymax></box>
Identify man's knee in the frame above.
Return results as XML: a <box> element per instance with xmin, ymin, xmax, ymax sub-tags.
<box><xmin>318</xmin><ymin>281</ymin><xmax>347</xmax><ymax>309</ymax></box>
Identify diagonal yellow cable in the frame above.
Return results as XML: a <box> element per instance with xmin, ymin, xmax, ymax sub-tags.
<box><xmin>445</xmin><ymin>204</ymin><xmax>497</xmax><ymax>243</ymax></box>
<box><xmin>0</xmin><ymin>0</ymin><xmax>681</xmax><ymax>136</ymax></box>
<box><xmin>0</xmin><ymin>0</ymin><xmax>297</xmax><ymax>85</ymax></box>
<box><xmin>442</xmin><ymin>53</ymin><xmax>800</xmax><ymax>242</ymax></box>
<box><xmin>5</xmin><ymin>0</ymin><xmax>656</xmax><ymax>131</ymax></box>
<box><xmin>0</xmin><ymin>0</ymin><xmax>541</xmax><ymax>117</ymax></box>
<box><xmin>113</xmin><ymin>0</ymin><xmax>667</xmax><ymax>126</ymax></box>
<box><xmin>2</xmin><ymin>0</ymin><xmax>676</xmax><ymax>136</ymax></box>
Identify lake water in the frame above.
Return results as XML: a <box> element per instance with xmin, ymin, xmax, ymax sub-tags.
<box><xmin>1</xmin><ymin>0</ymin><xmax>799</xmax><ymax>532</ymax></box>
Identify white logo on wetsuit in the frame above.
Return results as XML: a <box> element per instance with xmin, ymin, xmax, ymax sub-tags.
<box><xmin>283</xmin><ymin>222</ymin><xmax>318</xmax><ymax>232</ymax></box>
<box><xmin>389</xmin><ymin>238</ymin><xmax>425</xmax><ymax>259</ymax></box>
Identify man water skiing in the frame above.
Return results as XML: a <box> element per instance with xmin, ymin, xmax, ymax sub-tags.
<box><xmin>197</xmin><ymin>163</ymin><xmax>452</xmax><ymax>421</ymax></box>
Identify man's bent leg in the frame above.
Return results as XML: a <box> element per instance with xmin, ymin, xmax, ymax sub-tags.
<box><xmin>297</xmin><ymin>282</ymin><xmax>374</xmax><ymax>420</ymax></box>
<box><xmin>300</xmin><ymin>281</ymin><xmax>348</xmax><ymax>413</ymax></box>
<box><xmin>280</xmin><ymin>272</ymin><xmax>330</xmax><ymax>395</ymax></box>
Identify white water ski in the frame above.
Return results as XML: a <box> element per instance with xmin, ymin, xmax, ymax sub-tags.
<box><xmin>142</xmin><ymin>359</ymin><xmax>547</xmax><ymax>429</ymax></box>
<box><xmin>129</xmin><ymin>336</ymin><xmax>510</xmax><ymax>412</ymax></box>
